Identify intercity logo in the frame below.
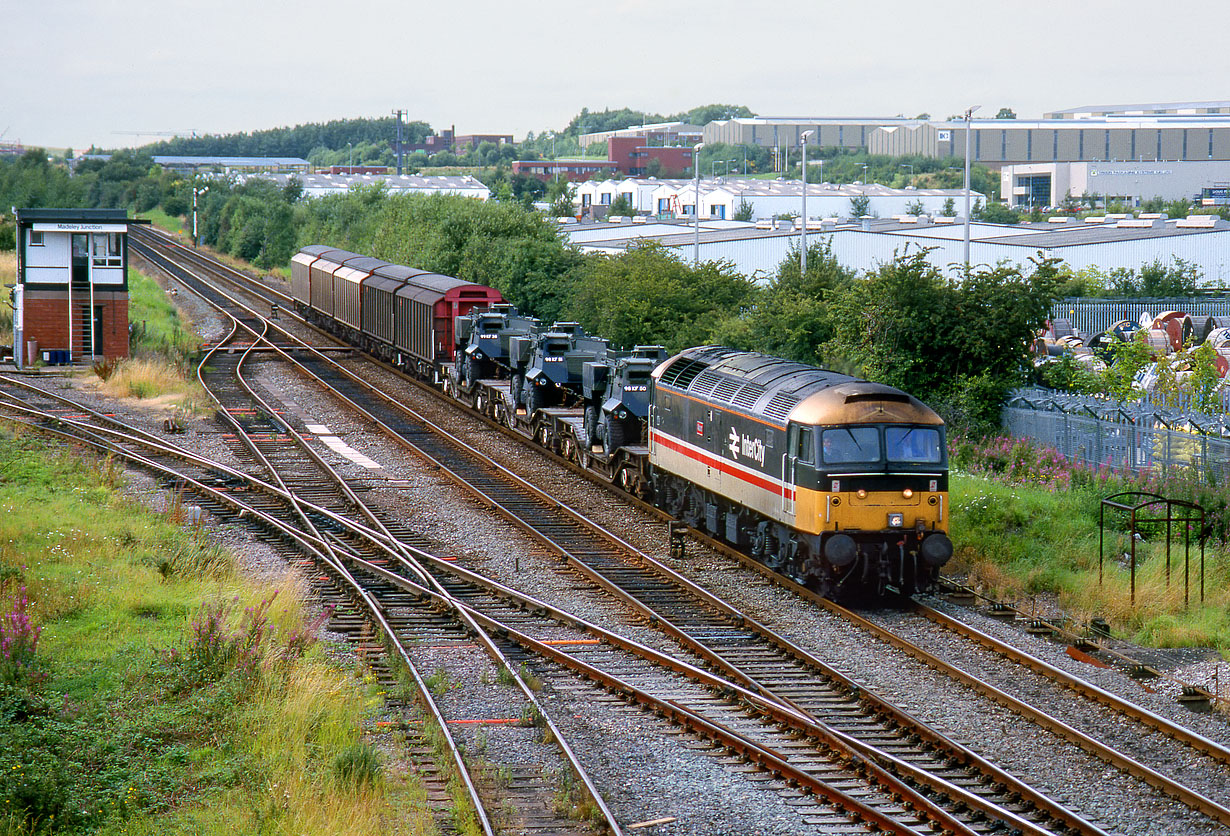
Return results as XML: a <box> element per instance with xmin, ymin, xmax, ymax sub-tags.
<box><xmin>727</xmin><ymin>427</ymin><xmax>767</xmax><ymax>464</ymax></box>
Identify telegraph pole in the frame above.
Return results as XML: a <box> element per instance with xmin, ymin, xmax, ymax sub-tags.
<box><xmin>392</xmin><ymin>108</ymin><xmax>405</xmax><ymax>175</ymax></box>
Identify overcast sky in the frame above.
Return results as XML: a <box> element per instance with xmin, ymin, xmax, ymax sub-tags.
<box><xmin>6</xmin><ymin>1</ymin><xmax>1230</xmax><ymax>152</ymax></box>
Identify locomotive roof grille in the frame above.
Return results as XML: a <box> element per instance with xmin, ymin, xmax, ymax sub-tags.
<box><xmin>763</xmin><ymin>392</ymin><xmax>800</xmax><ymax>423</ymax></box>
<box><xmin>731</xmin><ymin>382</ymin><xmax>766</xmax><ymax>410</ymax></box>
<box><xmin>660</xmin><ymin>358</ymin><xmax>708</xmax><ymax>388</ymax></box>
<box><xmin>691</xmin><ymin>371</ymin><xmax>724</xmax><ymax>398</ymax></box>
<box><xmin>712</xmin><ymin>378</ymin><xmax>741</xmax><ymax>402</ymax></box>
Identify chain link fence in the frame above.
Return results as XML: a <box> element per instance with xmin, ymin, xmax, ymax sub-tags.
<box><xmin>1003</xmin><ymin>388</ymin><xmax>1230</xmax><ymax>480</ymax></box>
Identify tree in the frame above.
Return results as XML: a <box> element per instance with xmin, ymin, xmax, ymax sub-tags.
<box><xmin>849</xmin><ymin>194</ymin><xmax>870</xmax><ymax>217</ymax></box>
<box><xmin>1106</xmin><ymin>257</ymin><xmax>1202</xmax><ymax>297</ymax></box>
<box><xmin>712</xmin><ymin>239</ymin><xmax>854</xmax><ymax>365</ymax></box>
<box><xmin>607</xmin><ymin>193</ymin><xmax>634</xmax><ymax>217</ymax></box>
<box><xmin>995</xmin><ymin>107</ymin><xmax>1017</xmax><ymax>119</ymax></box>
<box><xmin>906</xmin><ymin>199</ymin><xmax>925</xmax><ymax>216</ymax></box>
<box><xmin>567</xmin><ymin>242</ymin><xmax>756</xmax><ymax>351</ymax></box>
<box><xmin>548</xmin><ymin>180</ymin><xmax>576</xmax><ymax>218</ymax></box>
<box><xmin>941</xmin><ymin>197</ymin><xmax>956</xmax><ymax>217</ymax></box>
<box><xmin>733</xmin><ymin>199</ymin><xmax>754</xmax><ymax>222</ymax></box>
<box><xmin>979</xmin><ymin>202</ymin><xmax>1020</xmax><ymax>224</ymax></box>
<box><xmin>826</xmin><ymin>251</ymin><xmax>1062</xmax><ymax>430</ymax></box>
<box><xmin>1100</xmin><ymin>331</ymin><xmax>1156</xmax><ymax>400</ymax></box>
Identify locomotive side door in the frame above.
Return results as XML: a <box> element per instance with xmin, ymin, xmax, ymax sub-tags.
<box><xmin>783</xmin><ymin>423</ymin><xmax>800</xmax><ymax>515</ymax></box>
<box><xmin>783</xmin><ymin>422</ymin><xmax>813</xmax><ymax>517</ymax></box>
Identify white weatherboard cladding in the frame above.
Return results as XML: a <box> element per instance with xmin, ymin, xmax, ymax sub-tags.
<box><xmin>25</xmin><ymin>233</ymin><xmax>70</xmax><ymax>269</ymax></box>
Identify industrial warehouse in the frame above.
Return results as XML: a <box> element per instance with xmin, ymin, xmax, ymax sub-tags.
<box><xmin>566</xmin><ymin>212</ymin><xmax>1230</xmax><ymax>282</ymax></box>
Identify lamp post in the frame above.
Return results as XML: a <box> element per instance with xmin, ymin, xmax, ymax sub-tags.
<box><xmin>899</xmin><ymin>163</ymin><xmax>913</xmax><ymax>185</ymax></box>
<box><xmin>693</xmin><ymin>142</ymin><xmax>703</xmax><ymax>265</ymax></box>
<box><xmin>192</xmin><ymin>182</ymin><xmax>208</xmax><ymax>247</ymax></box>
<box><xmin>861</xmin><ymin>163</ymin><xmax>869</xmax><ymax>186</ymax></box>
<box><xmin>548</xmin><ymin>131</ymin><xmax>557</xmax><ymax>182</ymax></box>
<box><xmin>800</xmin><ymin>130</ymin><xmax>814</xmax><ymax>276</ymax></box>
<box><xmin>963</xmin><ymin>105</ymin><xmax>981</xmax><ymax>271</ymax></box>
<box><xmin>347</xmin><ymin>142</ymin><xmax>353</xmax><ymax>169</ymax></box>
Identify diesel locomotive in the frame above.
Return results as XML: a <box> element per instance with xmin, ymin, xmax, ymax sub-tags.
<box><xmin>650</xmin><ymin>347</ymin><xmax>951</xmax><ymax>598</ymax></box>
<box><xmin>290</xmin><ymin>246</ymin><xmax>952</xmax><ymax>598</ymax></box>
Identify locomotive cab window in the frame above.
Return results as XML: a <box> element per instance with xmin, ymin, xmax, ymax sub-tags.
<box><xmin>787</xmin><ymin>425</ymin><xmax>814</xmax><ymax>463</ymax></box>
<box><xmin>886</xmin><ymin>427</ymin><xmax>942</xmax><ymax>464</ymax></box>
<box><xmin>821</xmin><ymin>427</ymin><xmax>881</xmax><ymax>464</ymax></box>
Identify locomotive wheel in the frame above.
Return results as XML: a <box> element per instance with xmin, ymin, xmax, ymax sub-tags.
<box><xmin>561</xmin><ymin>435</ymin><xmax>577</xmax><ymax>462</ymax></box>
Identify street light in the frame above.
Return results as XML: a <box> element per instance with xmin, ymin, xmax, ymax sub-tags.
<box><xmin>963</xmin><ymin>104</ymin><xmax>981</xmax><ymax>270</ymax></box>
<box><xmin>899</xmin><ymin>163</ymin><xmax>913</xmax><ymax>185</ymax></box>
<box><xmin>548</xmin><ymin>132</ymin><xmax>557</xmax><ymax>183</ymax></box>
<box><xmin>192</xmin><ymin>182</ymin><xmax>209</xmax><ymax>247</ymax></box>
<box><xmin>860</xmin><ymin>163</ymin><xmax>869</xmax><ymax>186</ymax></box>
<box><xmin>800</xmin><ymin>130</ymin><xmax>814</xmax><ymax>275</ymax></box>
<box><xmin>347</xmin><ymin>142</ymin><xmax>353</xmax><ymax>169</ymax></box>
<box><xmin>693</xmin><ymin>142</ymin><xmax>704</xmax><ymax>265</ymax></box>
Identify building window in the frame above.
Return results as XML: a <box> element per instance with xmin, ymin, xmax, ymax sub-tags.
<box><xmin>92</xmin><ymin>232</ymin><xmax>122</xmax><ymax>267</ymax></box>
<box><xmin>600</xmin><ymin>194</ymin><xmax>611</xmax><ymax>205</ymax></box>
<box><xmin>28</xmin><ymin>230</ymin><xmax>44</xmax><ymax>246</ymax></box>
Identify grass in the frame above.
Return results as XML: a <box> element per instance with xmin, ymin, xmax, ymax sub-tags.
<box><xmin>127</xmin><ymin>265</ymin><xmax>203</xmax><ymax>365</ymax></box>
<box><xmin>0</xmin><ymin>428</ymin><xmax>437</xmax><ymax>835</ymax></box>
<box><xmin>87</xmin><ymin>266</ymin><xmax>209</xmax><ymax>412</ymax></box>
<box><xmin>136</xmin><ymin>208</ymin><xmax>186</xmax><ymax>238</ymax></box>
<box><xmin>949</xmin><ymin>462</ymin><xmax>1230</xmax><ymax>657</ymax></box>
<box><xmin>98</xmin><ymin>357</ymin><xmax>209</xmax><ymax>413</ymax></box>
<box><xmin>0</xmin><ymin>251</ymin><xmax>13</xmax><ymax>347</ymax></box>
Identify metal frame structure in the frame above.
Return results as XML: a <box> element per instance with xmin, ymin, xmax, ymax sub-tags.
<box><xmin>1099</xmin><ymin>491</ymin><xmax>1206</xmax><ymax>606</ymax></box>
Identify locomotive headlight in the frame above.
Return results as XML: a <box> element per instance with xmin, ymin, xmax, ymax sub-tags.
<box><xmin>902</xmin><ymin>488</ymin><xmax>913</xmax><ymax>499</ymax></box>
<box><xmin>856</xmin><ymin>488</ymin><xmax>867</xmax><ymax>499</ymax></box>
<box><xmin>887</xmin><ymin>513</ymin><xmax>905</xmax><ymax>528</ymax></box>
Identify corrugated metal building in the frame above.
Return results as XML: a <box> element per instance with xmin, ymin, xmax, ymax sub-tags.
<box><xmin>570</xmin><ymin>217</ymin><xmax>1230</xmax><ymax>284</ymax></box>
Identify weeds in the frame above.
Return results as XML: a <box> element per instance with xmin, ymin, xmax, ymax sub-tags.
<box><xmin>518</xmin><ymin>661</ymin><xmax>542</xmax><ymax>691</ymax></box>
<box><xmin>424</xmin><ymin>667</ymin><xmax>454</xmax><ymax>697</ymax></box>
<box><xmin>0</xmin><ymin>580</ymin><xmax>42</xmax><ymax>686</ymax></box>
<box><xmin>99</xmin><ymin>357</ymin><xmax>209</xmax><ymax>411</ymax></box>
<box><xmin>332</xmin><ymin>741</ymin><xmax>382</xmax><ymax>791</ymax></box>
<box><xmin>551</xmin><ymin>767</ymin><xmax>602</xmax><ymax>823</ymax></box>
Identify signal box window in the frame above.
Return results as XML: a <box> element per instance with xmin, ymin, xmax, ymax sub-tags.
<box><xmin>886</xmin><ymin>427</ymin><xmax>942</xmax><ymax>464</ymax></box>
<box><xmin>29</xmin><ymin>231</ymin><xmax>44</xmax><ymax>246</ymax></box>
<box><xmin>822</xmin><ymin>427</ymin><xmax>881</xmax><ymax>464</ymax></box>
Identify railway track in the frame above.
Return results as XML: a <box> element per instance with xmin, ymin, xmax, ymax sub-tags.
<box><xmin>124</xmin><ymin>227</ymin><xmax>1230</xmax><ymax>833</ymax></box>
<box><xmin>0</xmin><ymin>377</ymin><xmax>1049</xmax><ymax>835</ymax></box>
<box><xmin>123</xmin><ymin>229</ymin><xmax>1124</xmax><ymax>835</ymax></box>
